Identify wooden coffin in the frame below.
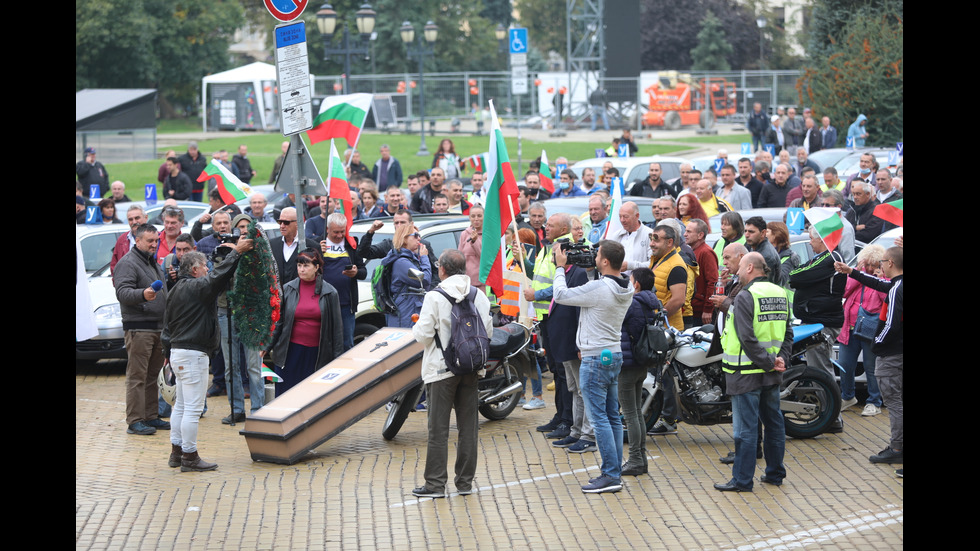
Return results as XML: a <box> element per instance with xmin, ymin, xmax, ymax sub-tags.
<box><xmin>241</xmin><ymin>327</ymin><xmax>423</xmax><ymax>464</ymax></box>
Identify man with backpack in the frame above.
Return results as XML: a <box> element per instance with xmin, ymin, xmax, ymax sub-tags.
<box><xmin>410</xmin><ymin>249</ymin><xmax>493</xmax><ymax>499</ymax></box>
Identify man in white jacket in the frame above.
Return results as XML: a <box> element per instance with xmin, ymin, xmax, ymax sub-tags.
<box><xmin>411</xmin><ymin>249</ymin><xmax>493</xmax><ymax>499</ymax></box>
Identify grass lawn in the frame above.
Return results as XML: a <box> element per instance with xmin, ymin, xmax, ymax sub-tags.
<box><xmin>103</xmin><ymin>131</ymin><xmax>696</xmax><ymax>200</ymax></box>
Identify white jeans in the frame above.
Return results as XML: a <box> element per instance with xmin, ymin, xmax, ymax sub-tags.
<box><xmin>170</xmin><ymin>349</ymin><xmax>209</xmax><ymax>453</ymax></box>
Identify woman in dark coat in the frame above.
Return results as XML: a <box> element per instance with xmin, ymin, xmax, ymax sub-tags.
<box><xmin>264</xmin><ymin>249</ymin><xmax>344</xmax><ymax>395</ymax></box>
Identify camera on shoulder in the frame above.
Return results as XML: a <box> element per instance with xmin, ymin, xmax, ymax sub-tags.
<box><xmin>556</xmin><ymin>237</ymin><xmax>597</xmax><ymax>268</ymax></box>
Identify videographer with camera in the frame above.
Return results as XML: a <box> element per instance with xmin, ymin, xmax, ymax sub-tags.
<box><xmin>162</xmin><ymin>233</ymin><xmax>254</xmax><ymax>472</ymax></box>
<box><xmin>552</xmin><ymin>239</ymin><xmax>634</xmax><ymax>494</ymax></box>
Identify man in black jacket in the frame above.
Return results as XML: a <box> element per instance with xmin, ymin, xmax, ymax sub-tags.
<box><xmin>789</xmin><ymin>227</ymin><xmax>846</xmax><ymax>432</ymax></box>
<box><xmin>835</xmin><ymin>247</ymin><xmax>903</xmax><ymax>466</ymax></box>
<box><xmin>162</xmin><ymin>239</ymin><xmax>253</xmax><ymax>472</ymax></box>
<box><xmin>270</xmin><ymin>207</ymin><xmax>319</xmax><ymax>285</ymax></box>
<box><xmin>747</xmin><ymin>103</ymin><xmax>769</xmax><ymax>152</ymax></box>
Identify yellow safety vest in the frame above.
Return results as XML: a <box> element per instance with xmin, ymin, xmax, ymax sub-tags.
<box><xmin>530</xmin><ymin>232</ymin><xmax>570</xmax><ymax>318</ymax></box>
<box><xmin>651</xmin><ymin>248</ymin><xmax>686</xmax><ymax>331</ymax></box>
<box><xmin>720</xmin><ymin>281</ymin><xmax>789</xmax><ymax>374</ymax></box>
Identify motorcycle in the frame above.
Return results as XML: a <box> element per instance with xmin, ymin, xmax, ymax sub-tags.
<box><xmin>382</xmin><ymin>321</ymin><xmax>536</xmax><ymax>440</ymax></box>
<box><xmin>639</xmin><ymin>319</ymin><xmax>842</xmax><ymax>439</ymax></box>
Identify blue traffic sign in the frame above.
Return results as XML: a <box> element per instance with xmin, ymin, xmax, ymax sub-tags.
<box><xmin>510</xmin><ymin>28</ymin><xmax>528</xmax><ymax>54</ymax></box>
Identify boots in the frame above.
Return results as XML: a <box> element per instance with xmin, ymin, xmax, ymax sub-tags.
<box><xmin>169</xmin><ymin>444</ymin><xmax>183</xmax><ymax>468</ymax></box>
<box><xmin>180</xmin><ymin>450</ymin><xmax>218</xmax><ymax>472</ymax></box>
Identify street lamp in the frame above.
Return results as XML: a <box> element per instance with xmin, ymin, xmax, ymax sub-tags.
<box><xmin>495</xmin><ymin>23</ymin><xmax>507</xmax><ymax>53</ymax></box>
<box><xmin>756</xmin><ymin>15</ymin><xmax>766</xmax><ymax>70</ymax></box>
<box><xmin>316</xmin><ymin>3</ymin><xmax>377</xmax><ymax>95</ymax></box>
<box><xmin>401</xmin><ymin>20</ymin><xmax>438</xmax><ymax>156</ymax></box>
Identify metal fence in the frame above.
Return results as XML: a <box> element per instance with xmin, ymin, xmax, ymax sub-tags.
<box><xmin>313</xmin><ymin>69</ymin><xmax>802</xmax><ymax>130</ymax></box>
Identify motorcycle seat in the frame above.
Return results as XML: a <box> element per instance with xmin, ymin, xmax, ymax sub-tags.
<box><xmin>490</xmin><ymin>323</ymin><xmax>527</xmax><ymax>357</ymax></box>
<box><xmin>792</xmin><ymin>323</ymin><xmax>824</xmax><ymax>343</ymax></box>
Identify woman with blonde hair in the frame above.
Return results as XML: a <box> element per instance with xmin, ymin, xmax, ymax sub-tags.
<box><xmin>837</xmin><ymin>244</ymin><xmax>887</xmax><ymax>416</ymax></box>
<box><xmin>381</xmin><ymin>224</ymin><xmax>431</xmax><ymax>327</ymax></box>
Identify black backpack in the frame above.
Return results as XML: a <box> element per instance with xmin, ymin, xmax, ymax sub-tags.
<box><xmin>433</xmin><ymin>287</ymin><xmax>490</xmax><ymax>376</ymax></box>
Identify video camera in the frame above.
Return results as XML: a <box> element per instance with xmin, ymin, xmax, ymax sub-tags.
<box><xmin>556</xmin><ymin>238</ymin><xmax>597</xmax><ymax>268</ymax></box>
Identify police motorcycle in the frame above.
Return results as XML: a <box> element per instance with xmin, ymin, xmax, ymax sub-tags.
<box><xmin>381</xmin><ymin>270</ymin><xmax>538</xmax><ymax>440</ymax></box>
<box><xmin>639</xmin><ymin>315</ymin><xmax>842</xmax><ymax>439</ymax></box>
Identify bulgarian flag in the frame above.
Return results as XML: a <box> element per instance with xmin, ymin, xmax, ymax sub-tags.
<box><xmin>468</xmin><ymin>153</ymin><xmax>488</xmax><ymax>172</ymax></box>
<box><xmin>196</xmin><ymin>159</ymin><xmax>251</xmax><ymax>205</ymax></box>
<box><xmin>479</xmin><ymin>100</ymin><xmax>522</xmax><ymax>297</ymax></box>
<box><xmin>804</xmin><ymin>207</ymin><xmax>844</xmax><ymax>253</ymax></box>
<box><xmin>538</xmin><ymin>150</ymin><xmax>556</xmax><ymax>194</ymax></box>
<box><xmin>874</xmin><ymin>198</ymin><xmax>903</xmax><ymax>227</ymax></box>
<box><xmin>602</xmin><ymin>177</ymin><xmax>626</xmax><ymax>239</ymax></box>
<box><xmin>327</xmin><ymin>140</ymin><xmax>357</xmax><ymax>248</ymax></box>
<box><xmin>308</xmin><ymin>93</ymin><xmax>373</xmax><ymax>148</ymax></box>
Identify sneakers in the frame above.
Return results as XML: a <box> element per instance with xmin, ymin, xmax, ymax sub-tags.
<box><xmin>145</xmin><ymin>418</ymin><xmax>171</xmax><ymax>430</ymax></box>
<box><xmin>517</xmin><ymin>396</ymin><xmax>527</xmax><ymax>406</ymax></box>
<box><xmin>545</xmin><ymin>423</ymin><xmax>571</xmax><ymax>439</ymax></box>
<box><xmin>127</xmin><ymin>421</ymin><xmax>156</xmax><ymax>435</ymax></box>
<box><xmin>648</xmin><ymin>418</ymin><xmax>677</xmax><ymax>435</ymax></box>
<box><xmin>870</xmin><ymin>446</ymin><xmax>903</xmax><ymax>464</ymax></box>
<box><xmin>841</xmin><ymin>397</ymin><xmax>858</xmax><ymax>410</ymax></box>
<box><xmin>621</xmin><ymin>462</ymin><xmax>648</xmax><ymax>476</ymax></box>
<box><xmin>861</xmin><ymin>404</ymin><xmax>882</xmax><ymax>416</ymax></box>
<box><xmin>895</xmin><ymin>468</ymin><xmax>903</xmax><ymax>478</ymax></box>
<box><xmin>581</xmin><ymin>474</ymin><xmax>622</xmax><ymax>494</ymax></box>
<box><xmin>567</xmin><ymin>440</ymin><xmax>597</xmax><ymax>453</ymax></box>
<box><xmin>411</xmin><ymin>486</ymin><xmax>445</xmax><ymax>498</ymax></box>
<box><xmin>221</xmin><ymin>412</ymin><xmax>246</xmax><ymax>425</ymax></box>
<box><xmin>206</xmin><ymin>384</ymin><xmax>226</xmax><ymax>397</ymax></box>
<box><xmin>536</xmin><ymin>419</ymin><xmax>560</xmax><ymax>433</ymax></box>
<box><xmin>552</xmin><ymin>435</ymin><xmax>579</xmax><ymax>448</ymax></box>
<box><xmin>522</xmin><ymin>396</ymin><xmax>547</xmax><ymax>410</ymax></box>
<box><xmin>416</xmin><ymin>401</ymin><xmax>428</xmax><ymax>412</ymax></box>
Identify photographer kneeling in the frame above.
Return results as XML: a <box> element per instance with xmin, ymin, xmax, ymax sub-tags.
<box><xmin>552</xmin><ymin>239</ymin><xmax>634</xmax><ymax>494</ymax></box>
<box><xmin>162</xmin><ymin>236</ymin><xmax>253</xmax><ymax>472</ymax></box>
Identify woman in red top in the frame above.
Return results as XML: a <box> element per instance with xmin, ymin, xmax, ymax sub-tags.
<box><xmin>837</xmin><ymin>244</ymin><xmax>887</xmax><ymax>416</ymax></box>
<box><xmin>264</xmin><ymin>249</ymin><xmax>344</xmax><ymax>395</ymax></box>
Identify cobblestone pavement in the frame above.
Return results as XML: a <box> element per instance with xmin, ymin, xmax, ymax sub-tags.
<box><xmin>77</xmin><ymin>364</ymin><xmax>902</xmax><ymax>550</ymax></box>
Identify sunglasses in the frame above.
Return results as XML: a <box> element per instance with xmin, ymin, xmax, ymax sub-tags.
<box><xmin>278</xmin><ymin>220</ymin><xmax>296</xmax><ymax>225</ymax></box>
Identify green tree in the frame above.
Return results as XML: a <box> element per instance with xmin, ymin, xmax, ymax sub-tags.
<box><xmin>799</xmin><ymin>11</ymin><xmax>903</xmax><ymax>146</ymax></box>
<box><xmin>76</xmin><ymin>0</ymin><xmax>245</xmax><ymax>116</ymax></box>
<box><xmin>514</xmin><ymin>0</ymin><xmax>566</xmax><ymax>57</ymax></box>
<box><xmin>640</xmin><ymin>0</ymin><xmax>766</xmax><ymax>70</ymax></box>
<box><xmin>690</xmin><ymin>11</ymin><xmax>733</xmax><ymax>71</ymax></box>
<box><xmin>808</xmin><ymin>0</ymin><xmax>903</xmax><ymax>59</ymax></box>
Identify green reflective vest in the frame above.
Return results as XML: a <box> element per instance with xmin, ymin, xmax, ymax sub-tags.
<box><xmin>721</xmin><ymin>281</ymin><xmax>789</xmax><ymax>374</ymax></box>
<box><xmin>530</xmin><ymin>232</ymin><xmax>571</xmax><ymax>318</ymax></box>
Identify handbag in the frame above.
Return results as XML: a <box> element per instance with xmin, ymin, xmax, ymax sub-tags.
<box><xmin>852</xmin><ymin>288</ymin><xmax>878</xmax><ymax>341</ymax></box>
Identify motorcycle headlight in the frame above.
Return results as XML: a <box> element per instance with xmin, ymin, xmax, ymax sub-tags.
<box><xmin>94</xmin><ymin>303</ymin><xmax>122</xmax><ymax>323</ymax></box>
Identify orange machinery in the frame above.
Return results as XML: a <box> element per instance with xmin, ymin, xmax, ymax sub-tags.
<box><xmin>642</xmin><ymin>72</ymin><xmax>737</xmax><ymax>130</ymax></box>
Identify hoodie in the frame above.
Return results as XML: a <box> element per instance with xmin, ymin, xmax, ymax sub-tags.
<box><xmin>413</xmin><ymin>274</ymin><xmax>493</xmax><ymax>384</ymax></box>
<box><xmin>847</xmin><ymin>114</ymin><xmax>868</xmax><ymax>147</ymax></box>
<box><xmin>553</xmin><ymin>268</ymin><xmax>634</xmax><ymax>357</ymax></box>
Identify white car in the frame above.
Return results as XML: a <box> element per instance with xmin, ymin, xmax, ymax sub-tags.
<box><xmin>570</xmin><ymin>155</ymin><xmax>688</xmax><ymax>192</ymax></box>
<box><xmin>77</xmin><ymin>264</ymin><xmax>126</xmax><ymax>362</ymax></box>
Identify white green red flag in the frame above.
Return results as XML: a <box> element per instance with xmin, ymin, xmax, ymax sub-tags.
<box><xmin>538</xmin><ymin>150</ymin><xmax>555</xmax><ymax>194</ymax></box>
<box><xmin>804</xmin><ymin>207</ymin><xmax>844</xmax><ymax>253</ymax></box>
<box><xmin>602</xmin><ymin>177</ymin><xmax>626</xmax><ymax>239</ymax></box>
<box><xmin>873</xmin><ymin>198</ymin><xmax>903</xmax><ymax>227</ymax></box>
<box><xmin>196</xmin><ymin>159</ymin><xmax>251</xmax><ymax>205</ymax></box>
<box><xmin>468</xmin><ymin>153</ymin><xmax>488</xmax><ymax>172</ymax></box>
<box><xmin>327</xmin><ymin>140</ymin><xmax>357</xmax><ymax>248</ymax></box>
<box><xmin>479</xmin><ymin>100</ymin><xmax>522</xmax><ymax>297</ymax></box>
<box><xmin>308</xmin><ymin>93</ymin><xmax>373</xmax><ymax>148</ymax></box>
<box><xmin>261</xmin><ymin>365</ymin><xmax>283</xmax><ymax>383</ymax></box>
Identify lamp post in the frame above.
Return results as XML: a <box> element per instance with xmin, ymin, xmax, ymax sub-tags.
<box><xmin>495</xmin><ymin>23</ymin><xmax>507</xmax><ymax>53</ymax></box>
<box><xmin>401</xmin><ymin>20</ymin><xmax>438</xmax><ymax>156</ymax></box>
<box><xmin>756</xmin><ymin>15</ymin><xmax>766</xmax><ymax>70</ymax></box>
<box><xmin>316</xmin><ymin>3</ymin><xmax>377</xmax><ymax>95</ymax></box>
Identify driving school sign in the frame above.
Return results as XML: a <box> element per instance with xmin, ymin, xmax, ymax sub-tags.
<box><xmin>264</xmin><ymin>0</ymin><xmax>309</xmax><ymax>22</ymax></box>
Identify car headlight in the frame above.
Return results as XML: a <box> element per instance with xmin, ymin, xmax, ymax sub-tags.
<box><xmin>94</xmin><ymin>303</ymin><xmax>122</xmax><ymax>323</ymax></box>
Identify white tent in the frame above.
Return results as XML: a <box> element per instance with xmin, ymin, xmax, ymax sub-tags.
<box><xmin>201</xmin><ymin>62</ymin><xmax>279</xmax><ymax>132</ymax></box>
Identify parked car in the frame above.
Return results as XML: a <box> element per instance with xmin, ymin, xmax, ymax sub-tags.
<box><xmin>542</xmin><ymin>196</ymin><xmax>660</xmax><ymax>226</ymax></box>
<box><xmin>570</xmin><ymin>155</ymin><xmax>687</xmax><ymax>192</ymax></box>
<box><xmin>348</xmin><ymin>215</ymin><xmax>471</xmax><ymax>341</ymax></box>
<box><xmin>77</xmin><ymin>224</ymin><xmax>133</xmax><ymax>274</ymax></box>
<box><xmin>76</xmin><ymin>263</ymin><xmax>126</xmax><ymax>362</ymax></box>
